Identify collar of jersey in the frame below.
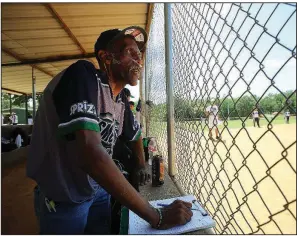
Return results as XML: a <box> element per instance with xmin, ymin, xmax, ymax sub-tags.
<box><xmin>97</xmin><ymin>69</ymin><xmax>122</xmax><ymax>103</ymax></box>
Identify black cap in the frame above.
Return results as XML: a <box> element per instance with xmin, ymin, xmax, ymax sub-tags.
<box><xmin>123</xmin><ymin>88</ymin><xmax>134</xmax><ymax>98</ymax></box>
<box><xmin>94</xmin><ymin>26</ymin><xmax>148</xmax><ymax>62</ymax></box>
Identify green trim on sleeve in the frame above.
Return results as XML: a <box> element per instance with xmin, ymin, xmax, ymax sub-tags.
<box><xmin>132</xmin><ymin>128</ymin><xmax>142</xmax><ymax>141</ymax></box>
<box><xmin>58</xmin><ymin>120</ymin><xmax>100</xmax><ymax>137</ymax></box>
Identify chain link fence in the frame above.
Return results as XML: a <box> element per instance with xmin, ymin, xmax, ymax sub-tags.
<box><xmin>144</xmin><ymin>3</ymin><xmax>296</xmax><ymax>234</ymax></box>
<box><xmin>144</xmin><ymin>3</ymin><xmax>169</xmax><ymax>161</ymax></box>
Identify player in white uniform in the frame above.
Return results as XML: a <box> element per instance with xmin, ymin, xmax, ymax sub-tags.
<box><xmin>284</xmin><ymin>111</ymin><xmax>290</xmax><ymax>124</ymax></box>
<box><xmin>9</xmin><ymin>112</ymin><xmax>18</xmax><ymax>125</ymax></box>
<box><xmin>252</xmin><ymin>108</ymin><xmax>260</xmax><ymax>128</ymax></box>
<box><xmin>205</xmin><ymin>104</ymin><xmax>221</xmax><ymax>140</ymax></box>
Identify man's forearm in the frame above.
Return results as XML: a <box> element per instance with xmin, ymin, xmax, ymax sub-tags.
<box><xmin>76</xmin><ymin>133</ymin><xmax>158</xmax><ymax>226</ymax></box>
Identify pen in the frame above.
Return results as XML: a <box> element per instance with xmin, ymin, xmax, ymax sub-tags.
<box><xmin>157</xmin><ymin>203</ymin><xmax>208</xmax><ymax>216</ymax></box>
<box><xmin>157</xmin><ymin>203</ymin><xmax>198</xmax><ymax>210</ymax></box>
<box><xmin>192</xmin><ymin>200</ymin><xmax>208</xmax><ymax>216</ymax></box>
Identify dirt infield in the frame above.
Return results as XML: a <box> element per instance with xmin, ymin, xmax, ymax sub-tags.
<box><xmin>175</xmin><ymin>123</ymin><xmax>296</xmax><ymax>234</ymax></box>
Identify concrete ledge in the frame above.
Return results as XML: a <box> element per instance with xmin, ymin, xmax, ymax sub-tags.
<box><xmin>139</xmin><ymin>164</ymin><xmax>215</xmax><ymax>234</ymax></box>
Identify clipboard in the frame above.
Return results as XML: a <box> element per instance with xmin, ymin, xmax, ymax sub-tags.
<box><xmin>128</xmin><ymin>195</ymin><xmax>216</xmax><ymax>234</ymax></box>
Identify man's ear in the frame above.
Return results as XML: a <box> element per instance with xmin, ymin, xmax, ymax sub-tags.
<box><xmin>98</xmin><ymin>50</ymin><xmax>112</xmax><ymax>65</ymax></box>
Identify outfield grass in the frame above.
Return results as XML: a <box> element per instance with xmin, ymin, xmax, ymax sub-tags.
<box><xmin>177</xmin><ymin>115</ymin><xmax>296</xmax><ymax>131</ymax></box>
<box><xmin>218</xmin><ymin>115</ymin><xmax>296</xmax><ymax>129</ymax></box>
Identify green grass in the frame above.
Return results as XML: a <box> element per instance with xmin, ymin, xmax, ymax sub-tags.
<box><xmin>148</xmin><ymin>116</ymin><xmax>296</xmax><ymax>136</ymax></box>
<box><xmin>217</xmin><ymin>115</ymin><xmax>296</xmax><ymax>129</ymax></box>
<box><xmin>177</xmin><ymin>115</ymin><xmax>296</xmax><ymax>131</ymax></box>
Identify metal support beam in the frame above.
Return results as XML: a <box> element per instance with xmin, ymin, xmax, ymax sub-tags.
<box><xmin>9</xmin><ymin>93</ymin><xmax>12</xmax><ymax>115</ymax></box>
<box><xmin>25</xmin><ymin>94</ymin><xmax>28</xmax><ymax>124</ymax></box>
<box><xmin>2</xmin><ymin>53</ymin><xmax>95</xmax><ymax>67</ymax></box>
<box><xmin>145</xmin><ymin>4</ymin><xmax>154</xmax><ymax>36</ymax></box>
<box><xmin>142</xmin><ymin>3</ymin><xmax>154</xmax><ymax>136</ymax></box>
<box><xmin>164</xmin><ymin>3</ymin><xmax>177</xmax><ymax>177</ymax></box>
<box><xmin>32</xmin><ymin>68</ymin><xmax>37</xmax><ymax>119</ymax></box>
<box><xmin>145</xmin><ymin>56</ymin><xmax>149</xmax><ymax>137</ymax></box>
<box><xmin>139</xmin><ymin>69</ymin><xmax>144</xmax><ymax>130</ymax></box>
<box><xmin>44</xmin><ymin>3</ymin><xmax>86</xmax><ymax>54</ymax></box>
<box><xmin>141</xmin><ymin>4</ymin><xmax>154</xmax><ymax>63</ymax></box>
<box><xmin>2</xmin><ymin>47</ymin><xmax>54</xmax><ymax>77</ymax></box>
<box><xmin>2</xmin><ymin>87</ymin><xmax>26</xmax><ymax>95</ymax></box>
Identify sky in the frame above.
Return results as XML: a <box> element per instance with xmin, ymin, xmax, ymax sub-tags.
<box><xmin>145</xmin><ymin>3</ymin><xmax>296</xmax><ymax>104</ymax></box>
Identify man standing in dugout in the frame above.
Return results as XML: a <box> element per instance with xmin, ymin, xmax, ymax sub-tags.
<box><xmin>27</xmin><ymin>26</ymin><xmax>193</xmax><ymax>234</ymax></box>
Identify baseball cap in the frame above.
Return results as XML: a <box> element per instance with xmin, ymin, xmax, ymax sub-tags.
<box><xmin>123</xmin><ymin>88</ymin><xmax>135</xmax><ymax>98</ymax></box>
<box><xmin>94</xmin><ymin>26</ymin><xmax>148</xmax><ymax>61</ymax></box>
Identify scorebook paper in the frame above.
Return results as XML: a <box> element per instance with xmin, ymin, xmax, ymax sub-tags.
<box><xmin>128</xmin><ymin>195</ymin><xmax>215</xmax><ymax>234</ymax></box>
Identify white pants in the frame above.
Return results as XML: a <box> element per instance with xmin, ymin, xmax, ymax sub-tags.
<box><xmin>207</xmin><ymin>116</ymin><xmax>219</xmax><ymax>129</ymax></box>
<box><xmin>15</xmin><ymin>134</ymin><xmax>22</xmax><ymax>148</ymax></box>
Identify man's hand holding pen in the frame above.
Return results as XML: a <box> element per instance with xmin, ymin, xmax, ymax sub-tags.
<box><xmin>152</xmin><ymin>200</ymin><xmax>193</xmax><ymax>229</ymax></box>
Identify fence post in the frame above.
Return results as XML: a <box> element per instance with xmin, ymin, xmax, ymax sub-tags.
<box><xmin>145</xmin><ymin>56</ymin><xmax>149</xmax><ymax>137</ymax></box>
<box><xmin>9</xmin><ymin>93</ymin><xmax>12</xmax><ymax>114</ymax></box>
<box><xmin>25</xmin><ymin>94</ymin><xmax>28</xmax><ymax>124</ymax></box>
<box><xmin>32</xmin><ymin>67</ymin><xmax>36</xmax><ymax>120</ymax></box>
<box><xmin>164</xmin><ymin>3</ymin><xmax>177</xmax><ymax>177</ymax></box>
<box><xmin>139</xmin><ymin>67</ymin><xmax>145</xmax><ymax>134</ymax></box>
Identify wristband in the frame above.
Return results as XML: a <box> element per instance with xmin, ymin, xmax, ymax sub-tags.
<box><xmin>155</xmin><ymin>208</ymin><xmax>163</xmax><ymax>229</ymax></box>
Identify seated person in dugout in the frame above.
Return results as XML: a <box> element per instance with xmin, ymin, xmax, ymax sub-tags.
<box><xmin>27</xmin><ymin>26</ymin><xmax>193</xmax><ymax>234</ymax></box>
<box><xmin>129</xmin><ymin>101</ymin><xmax>135</xmax><ymax>111</ymax></box>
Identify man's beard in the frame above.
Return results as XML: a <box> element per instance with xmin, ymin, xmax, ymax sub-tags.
<box><xmin>111</xmin><ymin>62</ymin><xmax>141</xmax><ymax>85</ymax></box>
<box><xmin>109</xmin><ymin>51</ymin><xmax>142</xmax><ymax>83</ymax></box>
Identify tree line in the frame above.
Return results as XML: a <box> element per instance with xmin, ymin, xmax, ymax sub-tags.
<box><xmin>1</xmin><ymin>93</ymin><xmax>42</xmax><ymax>111</ymax></box>
<box><xmin>3</xmin><ymin>90</ymin><xmax>296</xmax><ymax>121</ymax></box>
<box><xmin>150</xmin><ymin>90</ymin><xmax>296</xmax><ymax>121</ymax></box>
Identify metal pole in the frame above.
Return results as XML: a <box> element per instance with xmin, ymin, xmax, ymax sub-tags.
<box><xmin>165</xmin><ymin>3</ymin><xmax>177</xmax><ymax>177</ymax></box>
<box><xmin>1</xmin><ymin>94</ymin><xmax>2</xmax><ymax>122</ymax></box>
<box><xmin>9</xmin><ymin>93</ymin><xmax>12</xmax><ymax>114</ymax></box>
<box><xmin>32</xmin><ymin>68</ymin><xmax>37</xmax><ymax>119</ymax></box>
<box><xmin>2</xmin><ymin>53</ymin><xmax>95</xmax><ymax>67</ymax></box>
<box><xmin>227</xmin><ymin>101</ymin><xmax>230</xmax><ymax>120</ymax></box>
<box><xmin>145</xmin><ymin>56</ymin><xmax>149</xmax><ymax>137</ymax></box>
<box><xmin>25</xmin><ymin>94</ymin><xmax>28</xmax><ymax>124</ymax></box>
<box><xmin>139</xmin><ymin>67</ymin><xmax>145</xmax><ymax>132</ymax></box>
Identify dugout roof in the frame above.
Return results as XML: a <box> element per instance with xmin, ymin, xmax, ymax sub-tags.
<box><xmin>1</xmin><ymin>3</ymin><xmax>153</xmax><ymax>95</ymax></box>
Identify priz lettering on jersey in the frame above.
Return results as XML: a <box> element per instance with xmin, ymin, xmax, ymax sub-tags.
<box><xmin>70</xmin><ymin>101</ymin><xmax>96</xmax><ymax>116</ymax></box>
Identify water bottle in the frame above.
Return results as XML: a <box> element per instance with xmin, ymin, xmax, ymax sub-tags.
<box><xmin>152</xmin><ymin>154</ymin><xmax>165</xmax><ymax>187</ymax></box>
<box><xmin>148</xmin><ymin>138</ymin><xmax>157</xmax><ymax>166</ymax></box>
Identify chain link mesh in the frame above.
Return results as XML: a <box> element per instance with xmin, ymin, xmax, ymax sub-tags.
<box><xmin>144</xmin><ymin>3</ymin><xmax>296</xmax><ymax>234</ymax></box>
<box><xmin>145</xmin><ymin>3</ymin><xmax>169</xmax><ymax>163</ymax></box>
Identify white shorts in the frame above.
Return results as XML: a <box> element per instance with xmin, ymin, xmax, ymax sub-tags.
<box><xmin>207</xmin><ymin>116</ymin><xmax>219</xmax><ymax>129</ymax></box>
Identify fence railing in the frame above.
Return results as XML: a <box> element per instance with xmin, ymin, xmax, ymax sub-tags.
<box><xmin>143</xmin><ymin>3</ymin><xmax>296</xmax><ymax>234</ymax></box>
